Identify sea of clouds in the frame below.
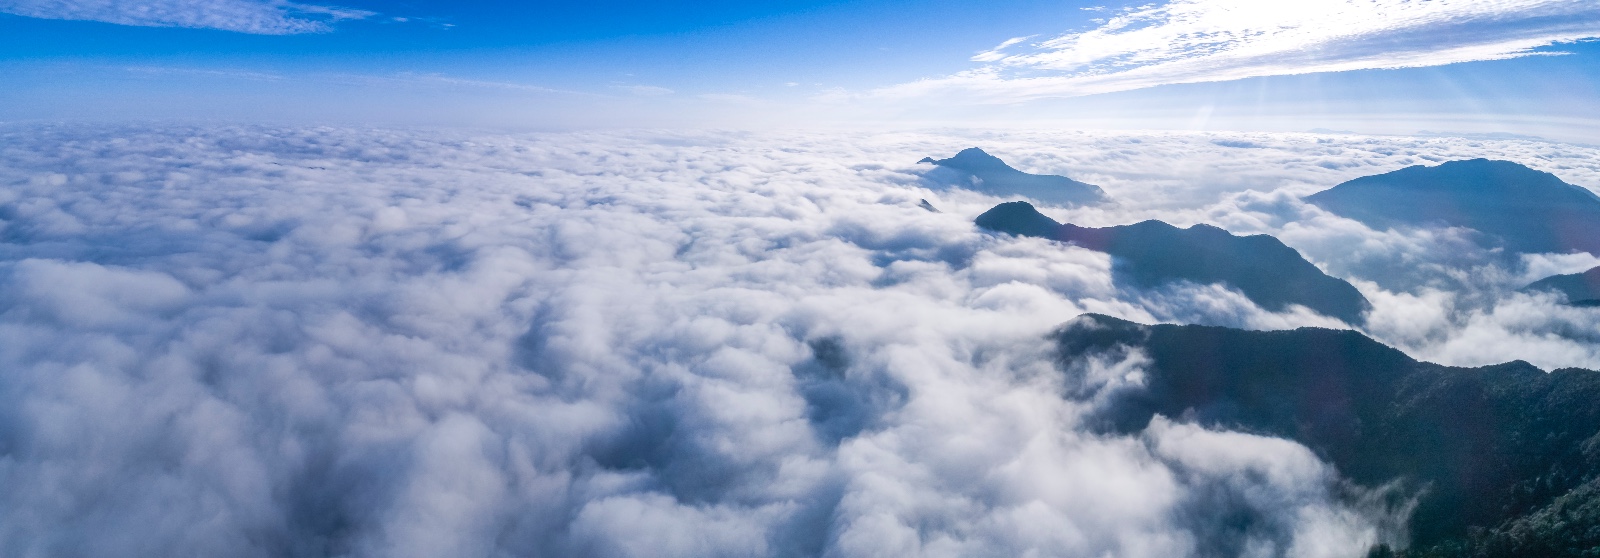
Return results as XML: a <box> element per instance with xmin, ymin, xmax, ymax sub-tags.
<box><xmin>2</xmin><ymin>124</ymin><xmax>1598</xmax><ymax>557</ymax></box>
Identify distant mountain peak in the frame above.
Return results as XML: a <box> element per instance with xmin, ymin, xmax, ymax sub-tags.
<box><xmin>1306</xmin><ymin>159</ymin><xmax>1600</xmax><ymax>255</ymax></box>
<box><xmin>927</xmin><ymin>147</ymin><xmax>1028</xmax><ymax>173</ymax></box>
<box><xmin>945</xmin><ymin>147</ymin><xmax>1003</xmax><ymax>164</ymax></box>
<box><xmin>918</xmin><ymin>148</ymin><xmax>1108</xmax><ymax>207</ymax></box>
<box><xmin>1369</xmin><ymin>158</ymin><xmax>1587</xmax><ymax>196</ymax></box>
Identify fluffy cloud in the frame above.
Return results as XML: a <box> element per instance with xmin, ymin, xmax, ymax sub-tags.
<box><xmin>0</xmin><ymin>124</ymin><xmax>1596</xmax><ymax>556</ymax></box>
<box><xmin>878</xmin><ymin>0</ymin><xmax>1600</xmax><ymax>101</ymax></box>
<box><xmin>0</xmin><ymin>0</ymin><xmax>374</xmax><ymax>34</ymax></box>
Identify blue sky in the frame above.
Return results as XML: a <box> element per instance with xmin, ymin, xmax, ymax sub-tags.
<box><xmin>0</xmin><ymin>1</ymin><xmax>1092</xmax><ymax>92</ymax></box>
<box><xmin>2</xmin><ymin>0</ymin><xmax>1599</xmax><ymax>139</ymax></box>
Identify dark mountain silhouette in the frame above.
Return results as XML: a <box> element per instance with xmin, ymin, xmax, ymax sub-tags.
<box><xmin>1054</xmin><ymin>314</ymin><xmax>1600</xmax><ymax>557</ymax></box>
<box><xmin>977</xmin><ymin>201</ymin><xmax>1370</xmax><ymax>323</ymax></box>
<box><xmin>919</xmin><ymin>148</ymin><xmax>1108</xmax><ymax>206</ymax></box>
<box><xmin>1306</xmin><ymin>159</ymin><xmax>1600</xmax><ymax>256</ymax></box>
<box><xmin>1524</xmin><ymin>266</ymin><xmax>1600</xmax><ymax>306</ymax></box>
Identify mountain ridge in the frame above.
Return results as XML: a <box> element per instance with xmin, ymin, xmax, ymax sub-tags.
<box><xmin>976</xmin><ymin>201</ymin><xmax>1371</xmax><ymax>324</ymax></box>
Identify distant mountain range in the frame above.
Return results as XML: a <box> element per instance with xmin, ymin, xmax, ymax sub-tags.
<box><xmin>919</xmin><ymin>148</ymin><xmax>1108</xmax><ymax>207</ymax></box>
<box><xmin>1524</xmin><ymin>266</ymin><xmax>1600</xmax><ymax>306</ymax></box>
<box><xmin>975</xmin><ymin>201</ymin><xmax>1370</xmax><ymax>324</ymax></box>
<box><xmin>1306</xmin><ymin>159</ymin><xmax>1600</xmax><ymax>256</ymax></box>
<box><xmin>1055</xmin><ymin>314</ymin><xmax>1600</xmax><ymax>557</ymax></box>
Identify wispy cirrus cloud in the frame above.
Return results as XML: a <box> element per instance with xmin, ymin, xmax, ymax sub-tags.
<box><xmin>0</xmin><ymin>0</ymin><xmax>375</xmax><ymax>34</ymax></box>
<box><xmin>875</xmin><ymin>0</ymin><xmax>1600</xmax><ymax>102</ymax></box>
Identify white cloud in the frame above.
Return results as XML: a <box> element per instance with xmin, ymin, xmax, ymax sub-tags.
<box><xmin>876</xmin><ymin>0</ymin><xmax>1600</xmax><ymax>101</ymax></box>
<box><xmin>972</xmin><ymin>36</ymin><xmax>1034</xmax><ymax>63</ymax></box>
<box><xmin>0</xmin><ymin>0</ymin><xmax>375</xmax><ymax>34</ymax></box>
<box><xmin>1</xmin><ymin>124</ymin><xmax>1598</xmax><ymax>556</ymax></box>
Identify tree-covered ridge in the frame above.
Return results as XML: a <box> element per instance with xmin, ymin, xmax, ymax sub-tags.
<box><xmin>1053</xmin><ymin>314</ymin><xmax>1600</xmax><ymax>556</ymax></box>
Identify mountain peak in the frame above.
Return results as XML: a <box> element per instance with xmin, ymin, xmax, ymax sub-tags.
<box><xmin>974</xmin><ymin>201</ymin><xmax>1062</xmax><ymax>238</ymax></box>
<box><xmin>1385</xmin><ymin>159</ymin><xmax>1578</xmax><ymax>194</ymax></box>
<box><xmin>919</xmin><ymin>148</ymin><xmax>1109</xmax><ymax>207</ymax></box>
<box><xmin>930</xmin><ymin>147</ymin><xmax>1019</xmax><ymax>175</ymax></box>
<box><xmin>1306</xmin><ymin>159</ymin><xmax>1600</xmax><ymax>255</ymax></box>
<box><xmin>948</xmin><ymin>147</ymin><xmax>1000</xmax><ymax>162</ymax></box>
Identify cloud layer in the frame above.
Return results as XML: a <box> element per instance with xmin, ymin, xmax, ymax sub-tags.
<box><xmin>1</xmin><ymin>124</ymin><xmax>1598</xmax><ymax>556</ymax></box>
<box><xmin>879</xmin><ymin>0</ymin><xmax>1600</xmax><ymax>101</ymax></box>
<box><xmin>0</xmin><ymin>0</ymin><xmax>373</xmax><ymax>34</ymax></box>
